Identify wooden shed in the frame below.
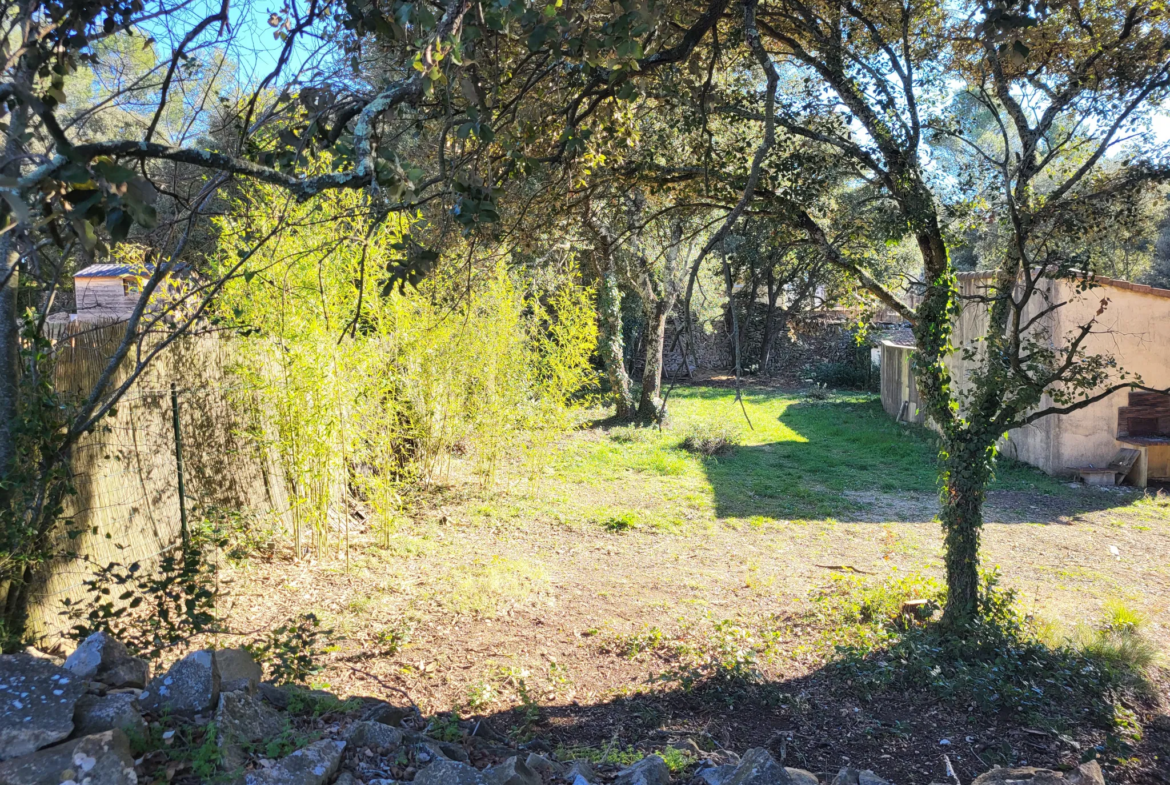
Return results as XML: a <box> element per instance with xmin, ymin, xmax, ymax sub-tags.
<box><xmin>73</xmin><ymin>263</ymin><xmax>146</xmax><ymax>321</ymax></box>
<box><xmin>879</xmin><ymin>339</ymin><xmax>925</xmax><ymax>425</ymax></box>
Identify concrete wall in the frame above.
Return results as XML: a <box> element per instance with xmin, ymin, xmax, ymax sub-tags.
<box><xmin>1042</xmin><ymin>278</ymin><xmax>1170</xmax><ymax>475</ymax></box>
<box><xmin>882</xmin><ymin>273</ymin><xmax>1170</xmax><ymax>478</ymax></box>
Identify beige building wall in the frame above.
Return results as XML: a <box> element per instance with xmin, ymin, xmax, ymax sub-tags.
<box><xmin>882</xmin><ymin>273</ymin><xmax>1170</xmax><ymax>479</ymax></box>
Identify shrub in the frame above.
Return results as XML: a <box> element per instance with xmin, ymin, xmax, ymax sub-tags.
<box><xmin>817</xmin><ymin>570</ymin><xmax>1156</xmax><ymax>731</ymax></box>
<box><xmin>60</xmin><ymin>520</ymin><xmax>227</xmax><ymax>661</ymax></box>
<box><xmin>247</xmin><ymin>612</ymin><xmax>332</xmax><ymax>685</ymax></box>
<box><xmin>806</xmin><ymin>361</ymin><xmax>876</xmax><ymax>391</ymax></box>
<box><xmin>601</xmin><ymin>511</ymin><xmax>640</xmax><ymax>532</ymax></box>
<box><xmin>680</xmin><ymin>422</ymin><xmax>741</xmax><ymax>457</ymax></box>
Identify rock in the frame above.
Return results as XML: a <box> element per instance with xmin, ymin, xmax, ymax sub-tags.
<box><xmin>415</xmin><ymin>759</ymin><xmax>493</xmax><ymax>785</ymax></box>
<box><xmin>335</xmin><ymin>774</ymin><xmax>357</xmax><ymax>785</ymax></box>
<box><xmin>526</xmin><ymin>753</ymin><xmax>565</xmax><ymax>781</ymax></box>
<box><xmin>614</xmin><ymin>756</ymin><xmax>671</xmax><ymax>785</ymax></box>
<box><xmin>216</xmin><ymin>690</ymin><xmax>287</xmax><ymax>771</ymax></box>
<box><xmin>364</xmin><ymin>701</ymin><xmax>412</xmax><ymax>727</ymax></box>
<box><xmin>522</xmin><ymin>739</ymin><xmax>554</xmax><ymax>755</ymax></box>
<box><xmin>857</xmin><ymin>773</ymin><xmax>889</xmax><ymax>785</ymax></box>
<box><xmin>725</xmin><ymin>749</ymin><xmax>790</xmax><ymax>785</ymax></box>
<box><xmin>23</xmin><ymin>648</ymin><xmax>63</xmax><ymax>667</ymax></box>
<box><xmin>72</xmin><ymin>693</ymin><xmax>146</xmax><ymax>738</ymax></box>
<box><xmin>563</xmin><ymin>760</ymin><xmax>597</xmax><ymax>784</ymax></box>
<box><xmin>440</xmin><ymin>742</ymin><xmax>471</xmax><ymax>764</ymax></box>
<box><xmin>487</xmin><ymin>757</ymin><xmax>542</xmax><ymax>785</ymax></box>
<box><xmin>785</xmin><ymin>770</ymin><xmax>819</xmax><ymax>785</ymax></box>
<box><xmin>215</xmin><ymin>648</ymin><xmax>263</xmax><ymax>694</ymax></box>
<box><xmin>670</xmin><ymin>739</ymin><xmax>704</xmax><ymax>757</ymax></box>
<box><xmin>243</xmin><ymin>739</ymin><xmax>346</xmax><ymax>785</ymax></box>
<box><xmin>258</xmin><ymin>681</ymin><xmax>291</xmax><ymax>709</ymax></box>
<box><xmin>345</xmin><ymin>720</ymin><xmax>403</xmax><ymax>750</ymax></box>
<box><xmin>830</xmin><ymin>770</ymin><xmax>857</xmax><ymax>785</ymax></box>
<box><xmin>0</xmin><ymin>729</ymin><xmax>137</xmax><ymax>785</ymax></box>
<box><xmin>695</xmin><ymin>764</ymin><xmax>737</xmax><ymax>785</ymax></box>
<box><xmin>0</xmin><ymin>654</ymin><xmax>87</xmax><ymax>760</ymax></box>
<box><xmin>62</xmin><ymin>633</ymin><xmax>149</xmax><ymax>689</ymax></box>
<box><xmin>138</xmin><ymin>649</ymin><xmax>219</xmax><ymax>715</ymax></box>
<box><xmin>973</xmin><ymin>762</ymin><xmax>1104</xmax><ymax>785</ymax></box>
<box><xmin>706</xmin><ymin>751</ymin><xmax>740</xmax><ymax>767</ymax></box>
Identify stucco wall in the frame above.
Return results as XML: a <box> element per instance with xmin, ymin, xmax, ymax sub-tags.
<box><xmin>882</xmin><ymin>274</ymin><xmax>1170</xmax><ymax>477</ymax></box>
<box><xmin>1043</xmin><ymin>279</ymin><xmax>1170</xmax><ymax>474</ymax></box>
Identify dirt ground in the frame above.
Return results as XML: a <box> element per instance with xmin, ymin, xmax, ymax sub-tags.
<box><xmin>206</xmin><ymin>390</ymin><xmax>1170</xmax><ymax>785</ymax></box>
<box><xmin>210</xmin><ymin>486</ymin><xmax>1170</xmax><ymax>784</ymax></box>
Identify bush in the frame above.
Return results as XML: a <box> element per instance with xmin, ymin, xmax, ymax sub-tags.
<box><xmin>680</xmin><ymin>422</ymin><xmax>741</xmax><ymax>457</ymax></box>
<box><xmin>816</xmin><ymin>570</ymin><xmax>1156</xmax><ymax>731</ymax></box>
<box><xmin>806</xmin><ymin>360</ymin><xmax>876</xmax><ymax>391</ymax></box>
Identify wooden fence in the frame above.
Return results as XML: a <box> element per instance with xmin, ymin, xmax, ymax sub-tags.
<box><xmin>879</xmin><ymin>341</ymin><xmax>926</xmax><ymax>425</ymax></box>
<box><xmin>23</xmin><ymin>321</ymin><xmax>290</xmax><ymax>640</ymax></box>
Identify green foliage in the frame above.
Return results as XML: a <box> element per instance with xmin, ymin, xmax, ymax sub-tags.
<box><xmin>553</xmin><ymin>745</ymin><xmax>645</xmax><ymax>769</ymax></box>
<box><xmin>806</xmin><ymin>361</ymin><xmax>877</xmax><ymax>391</ymax></box>
<box><xmin>658</xmin><ymin>618</ymin><xmax>766</xmax><ymax>692</ymax></box>
<box><xmin>600</xmin><ymin>511</ymin><xmax>640</xmax><ymax>533</ymax></box>
<box><xmin>126</xmin><ymin>720</ymin><xmax>223</xmax><ymax>781</ymax></box>
<box><xmin>606</xmin><ymin>625</ymin><xmax>665</xmax><ymax>658</ymax></box>
<box><xmin>283</xmin><ymin>687</ymin><xmax>362</xmax><ymax>717</ymax></box>
<box><xmin>373</xmin><ymin>621</ymin><xmax>414</xmax><ymax>655</ymax></box>
<box><xmin>60</xmin><ymin>520</ymin><xmax>226</xmax><ymax>661</ymax></box>
<box><xmin>424</xmin><ymin>712</ymin><xmax>463</xmax><ymax>743</ymax></box>
<box><xmin>247</xmin><ymin>612</ymin><xmax>331</xmax><ymax>685</ymax></box>
<box><xmin>659</xmin><ymin>746</ymin><xmax>697</xmax><ymax>774</ymax></box>
<box><xmin>680</xmin><ymin>422</ymin><xmax>741</xmax><ymax>457</ymax></box>
<box><xmin>817</xmin><ymin>571</ymin><xmax>1156</xmax><ymax>731</ymax></box>
<box><xmin>212</xmin><ymin>182</ymin><xmax>598</xmax><ymax>553</ymax></box>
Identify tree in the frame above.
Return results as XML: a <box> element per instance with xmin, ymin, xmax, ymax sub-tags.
<box><xmin>0</xmin><ymin>0</ymin><xmax>736</xmax><ymax>641</ymax></box>
<box><xmin>742</xmin><ymin>0</ymin><xmax>1170</xmax><ymax>621</ymax></box>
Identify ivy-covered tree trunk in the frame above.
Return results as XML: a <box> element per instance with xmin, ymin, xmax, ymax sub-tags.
<box><xmin>938</xmin><ymin>436</ymin><xmax>995</xmax><ymax>623</ymax></box>
<box><xmin>638</xmin><ymin>299</ymin><xmax>669</xmax><ymax>421</ymax></box>
<box><xmin>0</xmin><ymin>239</ymin><xmax>17</xmax><ymax>480</ymax></box>
<box><xmin>597</xmin><ymin>270</ymin><xmax>635</xmax><ymax>420</ymax></box>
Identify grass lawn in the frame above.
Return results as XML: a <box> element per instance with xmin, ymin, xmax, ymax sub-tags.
<box><xmin>217</xmin><ymin>385</ymin><xmax>1170</xmax><ymax>785</ymax></box>
<box><xmin>552</xmin><ymin>387</ymin><xmax>1066</xmax><ymax>524</ymax></box>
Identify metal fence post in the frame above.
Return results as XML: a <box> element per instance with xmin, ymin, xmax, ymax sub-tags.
<box><xmin>171</xmin><ymin>382</ymin><xmax>189</xmax><ymax>549</ymax></box>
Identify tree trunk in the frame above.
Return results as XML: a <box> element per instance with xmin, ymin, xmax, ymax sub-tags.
<box><xmin>638</xmin><ymin>300</ymin><xmax>669</xmax><ymax>421</ymax></box>
<box><xmin>0</xmin><ymin>92</ymin><xmax>28</xmax><ymax>482</ymax></box>
<box><xmin>597</xmin><ymin>270</ymin><xmax>635</xmax><ymax>419</ymax></box>
<box><xmin>938</xmin><ymin>438</ymin><xmax>994</xmax><ymax>624</ymax></box>
<box><xmin>759</xmin><ymin>268</ymin><xmax>778</xmax><ymax>373</ymax></box>
<box><xmin>0</xmin><ymin>237</ymin><xmax>17</xmax><ymax>481</ymax></box>
<box><xmin>739</xmin><ymin>271</ymin><xmax>760</xmax><ymax>366</ymax></box>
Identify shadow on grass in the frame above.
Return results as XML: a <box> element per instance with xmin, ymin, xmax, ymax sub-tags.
<box><xmin>696</xmin><ymin>397</ymin><xmax>1144</xmax><ymax>524</ymax></box>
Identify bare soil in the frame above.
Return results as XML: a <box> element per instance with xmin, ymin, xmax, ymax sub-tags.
<box><xmin>211</xmin><ymin>473</ymin><xmax>1170</xmax><ymax>785</ymax></box>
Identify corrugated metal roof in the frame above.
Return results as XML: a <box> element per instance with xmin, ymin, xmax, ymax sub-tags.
<box><xmin>74</xmin><ymin>263</ymin><xmax>141</xmax><ymax>278</ymax></box>
<box><xmin>75</xmin><ymin>262</ymin><xmax>188</xmax><ymax>278</ymax></box>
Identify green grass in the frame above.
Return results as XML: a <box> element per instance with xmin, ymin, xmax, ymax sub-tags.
<box><xmin>553</xmin><ymin>387</ymin><xmax>1067</xmax><ymax>521</ymax></box>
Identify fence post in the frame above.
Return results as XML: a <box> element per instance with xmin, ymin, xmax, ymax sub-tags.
<box><xmin>171</xmin><ymin>382</ymin><xmax>189</xmax><ymax>549</ymax></box>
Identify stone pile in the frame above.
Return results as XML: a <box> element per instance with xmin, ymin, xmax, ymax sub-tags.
<box><xmin>0</xmin><ymin>635</ymin><xmax>1110</xmax><ymax>785</ymax></box>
